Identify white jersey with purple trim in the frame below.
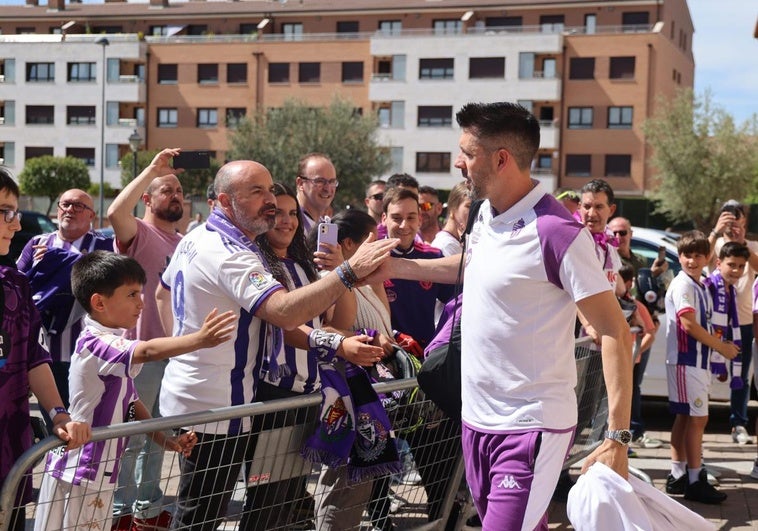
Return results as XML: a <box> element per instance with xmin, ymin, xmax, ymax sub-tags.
<box><xmin>753</xmin><ymin>276</ymin><xmax>758</xmax><ymax>314</ymax></box>
<box><xmin>45</xmin><ymin>317</ymin><xmax>140</xmax><ymax>486</ymax></box>
<box><xmin>159</xmin><ymin>224</ymin><xmax>285</xmax><ymax>434</ymax></box>
<box><xmin>461</xmin><ymin>183</ymin><xmax>611</xmax><ymax>432</ymax></box>
<box><xmin>664</xmin><ymin>271</ymin><xmax>711</xmax><ymax>369</ymax></box>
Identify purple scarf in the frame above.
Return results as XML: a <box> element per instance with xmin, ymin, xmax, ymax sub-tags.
<box><xmin>704</xmin><ymin>271</ymin><xmax>743</xmax><ymax>389</ymax></box>
<box><xmin>206</xmin><ymin>209</ymin><xmax>288</xmax><ymax>379</ymax></box>
<box><xmin>303</xmin><ymin>360</ymin><xmax>400</xmax><ymax>482</ymax></box>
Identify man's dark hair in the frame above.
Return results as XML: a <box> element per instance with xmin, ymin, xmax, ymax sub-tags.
<box><xmin>418</xmin><ymin>185</ymin><xmax>439</xmax><ymax>199</ymax></box>
<box><xmin>0</xmin><ymin>166</ymin><xmax>20</xmax><ymax>198</ymax></box>
<box><xmin>455</xmin><ymin>102</ymin><xmax>540</xmax><ymax>171</ymax></box>
<box><xmin>580</xmin><ymin>179</ymin><xmax>615</xmax><ymax>205</ymax></box>
<box><xmin>618</xmin><ymin>264</ymin><xmax>635</xmax><ymax>284</ymax></box>
<box><xmin>206</xmin><ymin>183</ymin><xmax>217</xmax><ymax>201</ymax></box>
<box><xmin>365</xmin><ymin>179</ymin><xmax>385</xmax><ymax>196</ymax></box>
<box><xmin>677</xmin><ymin>230</ymin><xmax>710</xmax><ymax>257</ymax></box>
<box><xmin>719</xmin><ymin>241</ymin><xmax>750</xmax><ymax>261</ymax></box>
<box><xmin>386</xmin><ymin>173</ymin><xmax>419</xmax><ymax>191</ymax></box>
<box><xmin>72</xmin><ymin>251</ymin><xmax>147</xmax><ymax>313</ymax></box>
<box><xmin>382</xmin><ymin>187</ymin><xmax>419</xmax><ymax>214</ymax></box>
<box><xmin>720</xmin><ymin>200</ymin><xmax>746</xmax><ymax>220</ymax></box>
<box><xmin>307</xmin><ymin>209</ymin><xmax>377</xmax><ymax>252</ymax></box>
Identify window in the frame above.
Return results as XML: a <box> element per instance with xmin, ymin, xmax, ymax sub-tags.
<box><xmin>25</xmin><ymin>146</ymin><xmax>54</xmax><ymax>160</ymax></box>
<box><xmin>298</xmin><ymin>62</ymin><xmax>320</xmax><ymax>83</ymax></box>
<box><xmin>336</xmin><ymin>21</ymin><xmax>359</xmax><ymax>34</ymax></box>
<box><xmin>542</xmin><ymin>58</ymin><xmax>556</xmax><ymax>78</ymax></box>
<box><xmin>26</xmin><ymin>62</ymin><xmax>54</xmax><ymax>82</ymax></box>
<box><xmin>150</xmin><ymin>25</ymin><xmax>168</xmax><ymax>36</ymax></box>
<box><xmin>419</xmin><ymin>58</ymin><xmax>454</xmax><ymax>80</ymax></box>
<box><xmin>226</xmin><ymin>63</ymin><xmax>247</xmax><ymax>83</ymax></box>
<box><xmin>569</xmin><ymin>57</ymin><xmax>594</xmax><ymax>80</ymax></box>
<box><xmin>416</xmin><ymin>152</ymin><xmax>451</xmax><ymax>173</ymax></box>
<box><xmin>197</xmin><ymin>108</ymin><xmax>218</xmax><ymax>128</ymax></box>
<box><xmin>485</xmin><ymin>16</ymin><xmax>522</xmax><ymax>28</ymax></box>
<box><xmin>226</xmin><ymin>108</ymin><xmax>246</xmax><ymax>128</ymax></box>
<box><xmin>16</xmin><ymin>27</ymin><xmax>35</xmax><ymax>34</ymax></box>
<box><xmin>157</xmin><ymin>64</ymin><xmax>177</xmax><ymax>84</ymax></box>
<box><xmin>0</xmin><ymin>142</ymin><xmax>15</xmax><ymax>166</ymax></box>
<box><xmin>341</xmin><ymin>62</ymin><xmax>363</xmax><ymax>83</ymax></box>
<box><xmin>92</xmin><ymin>25</ymin><xmax>122</xmax><ymax>34</ymax></box>
<box><xmin>240</xmin><ymin>23</ymin><xmax>256</xmax><ymax>34</ymax></box>
<box><xmin>378</xmin><ymin>20</ymin><xmax>401</xmax><ymax>35</ymax></box>
<box><xmin>610</xmin><ymin>57</ymin><xmax>635</xmax><ymax>80</ymax></box>
<box><xmin>269</xmin><ymin>63</ymin><xmax>290</xmax><ymax>83</ymax></box>
<box><xmin>417</xmin><ymin>106</ymin><xmax>453</xmax><ymax>127</ymax></box>
<box><xmin>26</xmin><ymin>105</ymin><xmax>54</xmax><ymax>125</ymax></box>
<box><xmin>227</xmin><ymin>63</ymin><xmax>247</xmax><ymax>84</ymax></box>
<box><xmin>535</xmin><ymin>154</ymin><xmax>552</xmax><ymax>172</ymax></box>
<box><xmin>539</xmin><ymin>107</ymin><xmax>554</xmax><ymax>122</ymax></box>
<box><xmin>540</xmin><ymin>15</ymin><xmax>565</xmax><ymax>33</ymax></box>
<box><xmin>378</xmin><ymin>107</ymin><xmax>391</xmax><ymax>128</ymax></box>
<box><xmin>67</xmin><ymin>106</ymin><xmax>96</xmax><ymax>125</ymax></box>
<box><xmin>566</xmin><ymin>155</ymin><xmax>591</xmax><ymax>177</ymax></box>
<box><xmin>433</xmin><ymin>20</ymin><xmax>461</xmax><ymax>35</ymax></box>
<box><xmin>622</xmin><ymin>12</ymin><xmax>650</xmax><ymax>30</ymax></box>
<box><xmin>67</xmin><ymin>62</ymin><xmax>96</xmax><ymax>82</ymax></box>
<box><xmin>469</xmin><ymin>57</ymin><xmax>505</xmax><ymax>79</ymax></box>
<box><xmin>608</xmin><ymin>106</ymin><xmax>633</xmax><ymax>128</ymax></box>
<box><xmin>66</xmin><ymin>147</ymin><xmax>95</xmax><ymax>167</ymax></box>
<box><xmin>585</xmin><ymin>14</ymin><xmax>597</xmax><ymax>34</ymax></box>
<box><xmin>187</xmin><ymin>24</ymin><xmax>208</xmax><ymax>36</ymax></box>
<box><xmin>605</xmin><ymin>155</ymin><xmax>631</xmax><ymax>177</ymax></box>
<box><xmin>198</xmin><ymin>64</ymin><xmax>219</xmax><ymax>84</ymax></box>
<box><xmin>157</xmin><ymin>108</ymin><xmax>178</xmax><ymax>128</ymax></box>
<box><xmin>568</xmin><ymin>107</ymin><xmax>593</xmax><ymax>129</ymax></box>
<box><xmin>283</xmin><ymin>23</ymin><xmax>303</xmax><ymax>41</ymax></box>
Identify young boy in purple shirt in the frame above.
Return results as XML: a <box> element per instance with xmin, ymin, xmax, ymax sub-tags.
<box><xmin>0</xmin><ymin>168</ymin><xmax>90</xmax><ymax>531</ymax></box>
<box><xmin>34</xmin><ymin>251</ymin><xmax>236</xmax><ymax>531</ymax></box>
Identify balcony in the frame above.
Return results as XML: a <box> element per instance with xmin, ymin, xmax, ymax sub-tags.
<box><xmin>118</xmin><ymin>74</ymin><xmax>141</xmax><ymax>83</ymax></box>
<box><xmin>117</xmin><ymin>118</ymin><xmax>137</xmax><ymax>127</ymax></box>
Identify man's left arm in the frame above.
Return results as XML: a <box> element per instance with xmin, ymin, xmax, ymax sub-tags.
<box><xmin>576</xmin><ymin>289</ymin><xmax>633</xmax><ymax>478</ymax></box>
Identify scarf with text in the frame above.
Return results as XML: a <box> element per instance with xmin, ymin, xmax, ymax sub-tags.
<box><xmin>704</xmin><ymin>271</ymin><xmax>743</xmax><ymax>389</ymax></box>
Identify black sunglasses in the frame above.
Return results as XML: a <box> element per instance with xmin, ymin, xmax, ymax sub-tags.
<box><xmin>368</xmin><ymin>193</ymin><xmax>384</xmax><ymax>201</ymax></box>
<box><xmin>613</xmin><ymin>230</ymin><xmax>628</xmax><ymax>237</ymax></box>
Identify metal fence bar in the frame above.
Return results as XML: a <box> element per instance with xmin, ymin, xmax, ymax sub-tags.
<box><xmin>1</xmin><ymin>344</ymin><xmax>609</xmax><ymax>531</ymax></box>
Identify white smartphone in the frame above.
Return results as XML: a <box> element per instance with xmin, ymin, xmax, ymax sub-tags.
<box><xmin>317</xmin><ymin>222</ymin><xmax>339</xmax><ymax>253</ymax></box>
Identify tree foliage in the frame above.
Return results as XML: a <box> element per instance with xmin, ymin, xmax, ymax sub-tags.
<box><xmin>120</xmin><ymin>150</ymin><xmax>221</xmax><ymax>199</ymax></box>
<box><xmin>227</xmin><ymin>97</ymin><xmax>391</xmax><ymax>207</ymax></box>
<box><xmin>18</xmin><ymin>156</ymin><xmax>91</xmax><ymax>215</ymax></box>
<box><xmin>643</xmin><ymin>89</ymin><xmax>758</xmax><ymax>232</ymax></box>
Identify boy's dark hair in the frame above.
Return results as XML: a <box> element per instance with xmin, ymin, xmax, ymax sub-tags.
<box><xmin>0</xmin><ymin>166</ymin><xmax>20</xmax><ymax>198</ymax></box>
<box><xmin>719</xmin><ymin>241</ymin><xmax>750</xmax><ymax>261</ymax></box>
<box><xmin>206</xmin><ymin>182</ymin><xmax>217</xmax><ymax>201</ymax></box>
<box><xmin>71</xmin><ymin>251</ymin><xmax>147</xmax><ymax>313</ymax></box>
<box><xmin>382</xmin><ymin>187</ymin><xmax>419</xmax><ymax>214</ymax></box>
<box><xmin>580</xmin><ymin>179</ymin><xmax>615</xmax><ymax>205</ymax></box>
<box><xmin>618</xmin><ymin>264</ymin><xmax>635</xmax><ymax>284</ymax></box>
<box><xmin>455</xmin><ymin>102</ymin><xmax>540</xmax><ymax>171</ymax></box>
<box><xmin>386</xmin><ymin>173</ymin><xmax>419</xmax><ymax>191</ymax></box>
<box><xmin>331</xmin><ymin>209</ymin><xmax>377</xmax><ymax>245</ymax></box>
<box><xmin>677</xmin><ymin>230</ymin><xmax>710</xmax><ymax>257</ymax></box>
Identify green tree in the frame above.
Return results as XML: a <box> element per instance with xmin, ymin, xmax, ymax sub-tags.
<box><xmin>643</xmin><ymin>89</ymin><xmax>758</xmax><ymax>232</ymax></box>
<box><xmin>227</xmin><ymin>97</ymin><xmax>391</xmax><ymax>207</ymax></box>
<box><xmin>120</xmin><ymin>150</ymin><xmax>221</xmax><ymax>199</ymax></box>
<box><xmin>18</xmin><ymin>156</ymin><xmax>91</xmax><ymax>215</ymax></box>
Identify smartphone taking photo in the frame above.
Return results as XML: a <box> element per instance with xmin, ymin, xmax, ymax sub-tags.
<box><xmin>317</xmin><ymin>222</ymin><xmax>339</xmax><ymax>253</ymax></box>
<box><xmin>173</xmin><ymin>150</ymin><xmax>211</xmax><ymax>170</ymax></box>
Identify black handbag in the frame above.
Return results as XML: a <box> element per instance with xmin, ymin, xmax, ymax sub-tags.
<box><xmin>416</xmin><ymin>200</ymin><xmax>482</xmax><ymax>420</ymax></box>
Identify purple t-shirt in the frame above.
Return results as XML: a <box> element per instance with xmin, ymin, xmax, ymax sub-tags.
<box><xmin>0</xmin><ymin>267</ymin><xmax>52</xmax><ymax>504</ymax></box>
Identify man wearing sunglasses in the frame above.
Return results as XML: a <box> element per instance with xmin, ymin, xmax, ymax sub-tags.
<box><xmin>364</xmin><ymin>179</ymin><xmax>386</xmax><ymax>224</ymax></box>
<box><xmin>418</xmin><ymin>185</ymin><xmax>443</xmax><ymax>245</ymax></box>
<box><xmin>17</xmin><ymin>189</ymin><xmax>113</xmax><ymax>431</ymax></box>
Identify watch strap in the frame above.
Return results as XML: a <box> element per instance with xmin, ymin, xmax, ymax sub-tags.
<box><xmin>49</xmin><ymin>406</ymin><xmax>69</xmax><ymax>421</ymax></box>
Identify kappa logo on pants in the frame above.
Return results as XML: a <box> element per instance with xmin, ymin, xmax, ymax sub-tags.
<box><xmin>497</xmin><ymin>474</ymin><xmax>523</xmax><ymax>490</ymax></box>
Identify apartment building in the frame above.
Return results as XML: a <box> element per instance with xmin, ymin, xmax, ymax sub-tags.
<box><xmin>0</xmin><ymin>0</ymin><xmax>694</xmax><ymax>195</ymax></box>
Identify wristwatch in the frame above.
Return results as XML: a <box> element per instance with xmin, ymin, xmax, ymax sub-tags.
<box><xmin>604</xmin><ymin>429</ymin><xmax>633</xmax><ymax>446</ymax></box>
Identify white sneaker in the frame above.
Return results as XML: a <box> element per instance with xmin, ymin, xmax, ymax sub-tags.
<box><xmin>750</xmin><ymin>459</ymin><xmax>758</xmax><ymax>480</ymax></box>
<box><xmin>400</xmin><ymin>469</ymin><xmax>422</xmax><ymax>485</ymax></box>
<box><xmin>732</xmin><ymin>426</ymin><xmax>752</xmax><ymax>445</ymax></box>
<box><xmin>632</xmin><ymin>433</ymin><xmax>662</xmax><ymax>449</ymax></box>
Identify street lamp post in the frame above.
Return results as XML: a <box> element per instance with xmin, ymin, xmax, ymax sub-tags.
<box><xmin>128</xmin><ymin>129</ymin><xmax>142</xmax><ymax>216</ymax></box>
<box><xmin>96</xmin><ymin>37</ymin><xmax>109</xmax><ymax>229</ymax></box>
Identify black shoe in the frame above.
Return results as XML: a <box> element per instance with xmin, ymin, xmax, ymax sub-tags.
<box><xmin>665</xmin><ymin>473</ymin><xmax>687</xmax><ymax>495</ymax></box>
<box><xmin>684</xmin><ymin>479</ymin><xmax>727</xmax><ymax>504</ymax></box>
<box><xmin>465</xmin><ymin>513</ymin><xmax>482</xmax><ymax>527</ymax></box>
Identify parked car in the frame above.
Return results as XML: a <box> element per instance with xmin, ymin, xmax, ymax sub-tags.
<box><xmin>631</xmin><ymin>227</ymin><xmax>754</xmax><ymax>401</ymax></box>
<box><xmin>0</xmin><ymin>210</ymin><xmax>57</xmax><ymax>267</ymax></box>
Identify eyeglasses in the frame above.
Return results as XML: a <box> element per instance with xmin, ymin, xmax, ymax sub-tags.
<box><xmin>368</xmin><ymin>193</ymin><xmax>384</xmax><ymax>201</ymax></box>
<box><xmin>299</xmin><ymin>176</ymin><xmax>339</xmax><ymax>188</ymax></box>
<box><xmin>419</xmin><ymin>201</ymin><xmax>437</xmax><ymax>212</ymax></box>
<box><xmin>57</xmin><ymin>201</ymin><xmax>94</xmax><ymax>213</ymax></box>
<box><xmin>613</xmin><ymin>230</ymin><xmax>629</xmax><ymax>237</ymax></box>
<box><xmin>0</xmin><ymin>209</ymin><xmax>22</xmax><ymax>224</ymax></box>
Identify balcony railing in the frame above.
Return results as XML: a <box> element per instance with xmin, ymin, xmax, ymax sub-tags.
<box><xmin>117</xmin><ymin>118</ymin><xmax>137</xmax><ymax>127</ymax></box>
<box><xmin>117</xmin><ymin>75</ymin><xmax>141</xmax><ymax>83</ymax></box>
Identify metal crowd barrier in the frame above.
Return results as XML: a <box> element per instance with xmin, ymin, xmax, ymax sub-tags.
<box><xmin>1</xmin><ymin>342</ymin><xmax>610</xmax><ymax>531</ymax></box>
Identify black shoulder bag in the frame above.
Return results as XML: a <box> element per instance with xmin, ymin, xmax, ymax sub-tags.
<box><xmin>416</xmin><ymin>200</ymin><xmax>483</xmax><ymax>420</ymax></box>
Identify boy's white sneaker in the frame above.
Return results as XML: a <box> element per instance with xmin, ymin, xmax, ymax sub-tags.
<box><xmin>732</xmin><ymin>426</ymin><xmax>752</xmax><ymax>445</ymax></box>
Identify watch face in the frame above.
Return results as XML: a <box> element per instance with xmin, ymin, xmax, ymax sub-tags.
<box><xmin>618</xmin><ymin>430</ymin><xmax>633</xmax><ymax>444</ymax></box>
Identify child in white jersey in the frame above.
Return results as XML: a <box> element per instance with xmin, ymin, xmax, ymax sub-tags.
<box><xmin>35</xmin><ymin>251</ymin><xmax>236</xmax><ymax>531</ymax></box>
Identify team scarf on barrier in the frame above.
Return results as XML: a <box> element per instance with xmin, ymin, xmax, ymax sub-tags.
<box><xmin>205</xmin><ymin>209</ymin><xmax>288</xmax><ymax>380</ymax></box>
<box><xmin>704</xmin><ymin>271</ymin><xmax>743</xmax><ymax>389</ymax></box>
<box><xmin>302</xmin><ymin>360</ymin><xmax>401</xmax><ymax>482</ymax></box>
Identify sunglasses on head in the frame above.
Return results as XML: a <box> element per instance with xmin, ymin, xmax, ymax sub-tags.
<box><xmin>419</xmin><ymin>201</ymin><xmax>436</xmax><ymax>212</ymax></box>
<box><xmin>368</xmin><ymin>193</ymin><xmax>384</xmax><ymax>201</ymax></box>
<box><xmin>613</xmin><ymin>230</ymin><xmax>628</xmax><ymax>237</ymax></box>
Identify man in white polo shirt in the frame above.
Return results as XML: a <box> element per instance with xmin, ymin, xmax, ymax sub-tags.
<box><xmin>372</xmin><ymin>102</ymin><xmax>632</xmax><ymax>530</ymax></box>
